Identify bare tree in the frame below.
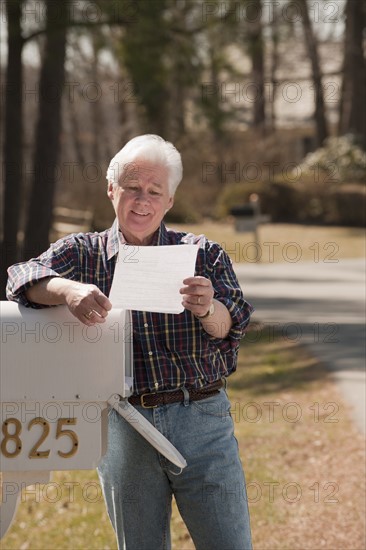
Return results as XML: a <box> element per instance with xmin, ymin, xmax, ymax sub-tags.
<box><xmin>122</xmin><ymin>0</ymin><xmax>170</xmax><ymax>136</ymax></box>
<box><xmin>339</xmin><ymin>0</ymin><xmax>366</xmax><ymax>148</ymax></box>
<box><xmin>247</xmin><ymin>0</ymin><xmax>266</xmax><ymax>132</ymax></box>
<box><xmin>268</xmin><ymin>0</ymin><xmax>280</xmax><ymax>132</ymax></box>
<box><xmin>23</xmin><ymin>0</ymin><xmax>70</xmax><ymax>258</ymax></box>
<box><xmin>1</xmin><ymin>0</ymin><xmax>24</xmax><ymax>299</ymax></box>
<box><xmin>298</xmin><ymin>0</ymin><xmax>328</xmax><ymax>147</ymax></box>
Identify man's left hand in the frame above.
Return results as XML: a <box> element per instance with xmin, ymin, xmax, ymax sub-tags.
<box><xmin>180</xmin><ymin>276</ymin><xmax>214</xmax><ymax>317</ymax></box>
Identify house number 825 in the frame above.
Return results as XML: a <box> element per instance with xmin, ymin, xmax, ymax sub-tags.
<box><xmin>0</xmin><ymin>417</ymin><xmax>79</xmax><ymax>459</ymax></box>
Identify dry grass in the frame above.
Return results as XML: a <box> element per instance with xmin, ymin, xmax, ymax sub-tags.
<box><xmin>1</xmin><ymin>326</ymin><xmax>365</xmax><ymax>550</ymax></box>
<box><xmin>171</xmin><ymin>222</ymin><xmax>365</xmax><ymax>263</ymax></box>
<box><xmin>232</xmin><ymin>327</ymin><xmax>366</xmax><ymax>550</ymax></box>
<box><xmin>170</xmin><ymin>325</ymin><xmax>366</xmax><ymax>550</ymax></box>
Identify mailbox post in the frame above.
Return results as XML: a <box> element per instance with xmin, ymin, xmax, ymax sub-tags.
<box><xmin>230</xmin><ymin>194</ymin><xmax>270</xmax><ymax>262</ymax></box>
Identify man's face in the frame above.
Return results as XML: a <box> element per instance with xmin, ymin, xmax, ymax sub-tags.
<box><xmin>107</xmin><ymin>159</ymin><xmax>174</xmax><ymax>245</ymax></box>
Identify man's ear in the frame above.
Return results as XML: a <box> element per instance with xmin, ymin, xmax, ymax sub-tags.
<box><xmin>167</xmin><ymin>196</ymin><xmax>174</xmax><ymax>210</ymax></box>
<box><xmin>107</xmin><ymin>182</ymin><xmax>114</xmax><ymax>200</ymax></box>
<box><xmin>164</xmin><ymin>197</ymin><xmax>174</xmax><ymax>215</ymax></box>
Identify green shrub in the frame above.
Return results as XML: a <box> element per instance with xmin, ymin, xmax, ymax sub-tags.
<box><xmin>215</xmin><ymin>181</ymin><xmax>271</xmax><ymax>218</ymax></box>
<box><xmin>216</xmin><ymin>180</ymin><xmax>366</xmax><ymax>227</ymax></box>
<box><xmin>295</xmin><ymin>134</ymin><xmax>366</xmax><ymax>184</ymax></box>
<box><xmin>327</xmin><ymin>185</ymin><xmax>366</xmax><ymax>226</ymax></box>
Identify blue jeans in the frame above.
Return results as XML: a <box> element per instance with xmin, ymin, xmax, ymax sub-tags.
<box><xmin>97</xmin><ymin>388</ymin><xmax>252</xmax><ymax>550</ymax></box>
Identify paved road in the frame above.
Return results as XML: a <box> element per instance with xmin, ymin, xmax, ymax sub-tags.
<box><xmin>235</xmin><ymin>258</ymin><xmax>366</xmax><ymax>434</ymax></box>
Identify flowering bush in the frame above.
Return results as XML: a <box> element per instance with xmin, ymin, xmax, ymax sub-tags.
<box><xmin>296</xmin><ymin>135</ymin><xmax>366</xmax><ymax>184</ymax></box>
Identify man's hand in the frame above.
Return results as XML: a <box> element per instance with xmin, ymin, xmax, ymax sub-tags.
<box><xmin>25</xmin><ymin>277</ymin><xmax>112</xmax><ymax>326</ymax></box>
<box><xmin>180</xmin><ymin>276</ymin><xmax>233</xmax><ymax>338</ymax></box>
<box><xmin>180</xmin><ymin>276</ymin><xmax>214</xmax><ymax>317</ymax></box>
<box><xmin>64</xmin><ymin>282</ymin><xmax>112</xmax><ymax>326</ymax></box>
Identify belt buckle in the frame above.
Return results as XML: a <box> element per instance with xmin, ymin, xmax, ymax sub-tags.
<box><xmin>140</xmin><ymin>392</ymin><xmax>157</xmax><ymax>409</ymax></box>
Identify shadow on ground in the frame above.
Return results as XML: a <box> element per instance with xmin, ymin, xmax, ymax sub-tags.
<box><xmin>230</xmin><ymin>323</ymin><xmax>334</xmax><ymax>396</ymax></box>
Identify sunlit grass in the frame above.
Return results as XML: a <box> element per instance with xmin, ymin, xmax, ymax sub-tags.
<box><xmin>171</xmin><ymin>222</ymin><xmax>365</xmax><ymax>262</ymax></box>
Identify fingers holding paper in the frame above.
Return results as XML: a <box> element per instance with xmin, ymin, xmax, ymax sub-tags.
<box><xmin>180</xmin><ymin>276</ymin><xmax>214</xmax><ymax>317</ymax></box>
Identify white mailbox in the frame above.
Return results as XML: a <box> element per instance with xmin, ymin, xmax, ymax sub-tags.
<box><xmin>0</xmin><ymin>302</ymin><xmax>186</xmax><ymax>540</ymax></box>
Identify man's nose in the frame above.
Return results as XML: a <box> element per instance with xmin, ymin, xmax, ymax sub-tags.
<box><xmin>135</xmin><ymin>190</ymin><xmax>150</xmax><ymax>203</ymax></box>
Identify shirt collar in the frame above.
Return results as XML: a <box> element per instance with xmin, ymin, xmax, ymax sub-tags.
<box><xmin>106</xmin><ymin>219</ymin><xmax>120</xmax><ymax>260</ymax></box>
<box><xmin>154</xmin><ymin>221</ymin><xmax>170</xmax><ymax>246</ymax></box>
<box><xmin>107</xmin><ymin>219</ymin><xmax>169</xmax><ymax>260</ymax></box>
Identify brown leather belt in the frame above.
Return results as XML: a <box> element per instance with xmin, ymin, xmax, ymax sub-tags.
<box><xmin>128</xmin><ymin>379</ymin><xmax>224</xmax><ymax>409</ymax></box>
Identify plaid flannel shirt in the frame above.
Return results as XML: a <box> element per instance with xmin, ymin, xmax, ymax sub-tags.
<box><xmin>7</xmin><ymin>219</ymin><xmax>253</xmax><ymax>395</ymax></box>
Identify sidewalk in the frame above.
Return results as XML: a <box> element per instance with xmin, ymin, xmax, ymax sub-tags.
<box><xmin>236</xmin><ymin>258</ymin><xmax>366</xmax><ymax>434</ymax></box>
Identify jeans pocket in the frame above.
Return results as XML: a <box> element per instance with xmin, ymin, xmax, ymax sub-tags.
<box><xmin>191</xmin><ymin>389</ymin><xmax>231</xmax><ymax>418</ymax></box>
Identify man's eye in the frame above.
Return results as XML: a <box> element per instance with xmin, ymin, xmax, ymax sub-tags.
<box><xmin>150</xmin><ymin>190</ymin><xmax>161</xmax><ymax>196</ymax></box>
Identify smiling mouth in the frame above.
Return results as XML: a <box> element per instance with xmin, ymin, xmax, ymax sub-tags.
<box><xmin>132</xmin><ymin>210</ymin><xmax>150</xmax><ymax>216</ymax></box>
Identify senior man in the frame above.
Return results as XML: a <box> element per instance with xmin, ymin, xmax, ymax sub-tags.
<box><xmin>7</xmin><ymin>134</ymin><xmax>253</xmax><ymax>550</ymax></box>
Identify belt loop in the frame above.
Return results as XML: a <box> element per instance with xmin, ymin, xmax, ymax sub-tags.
<box><xmin>223</xmin><ymin>377</ymin><xmax>228</xmax><ymax>390</ymax></box>
<box><xmin>181</xmin><ymin>386</ymin><xmax>190</xmax><ymax>407</ymax></box>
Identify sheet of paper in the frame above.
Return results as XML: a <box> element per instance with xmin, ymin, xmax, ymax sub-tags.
<box><xmin>109</xmin><ymin>244</ymin><xmax>199</xmax><ymax>314</ymax></box>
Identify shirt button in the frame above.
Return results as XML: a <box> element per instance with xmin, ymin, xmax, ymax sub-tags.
<box><xmin>144</xmin><ymin>323</ymin><xmax>149</xmax><ymax>328</ymax></box>
<box><xmin>148</xmin><ymin>351</ymin><xmax>153</xmax><ymax>356</ymax></box>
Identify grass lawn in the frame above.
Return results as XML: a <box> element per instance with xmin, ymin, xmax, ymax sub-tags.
<box><xmin>2</xmin><ymin>325</ymin><xmax>365</xmax><ymax>550</ymax></box>
<box><xmin>171</xmin><ymin>222</ymin><xmax>365</xmax><ymax>263</ymax></box>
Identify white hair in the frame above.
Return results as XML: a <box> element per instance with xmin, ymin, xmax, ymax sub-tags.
<box><xmin>106</xmin><ymin>134</ymin><xmax>183</xmax><ymax>196</ymax></box>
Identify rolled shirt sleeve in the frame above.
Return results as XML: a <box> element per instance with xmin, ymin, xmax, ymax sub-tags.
<box><xmin>200</xmin><ymin>241</ymin><xmax>254</xmax><ymax>350</ymax></box>
<box><xmin>6</xmin><ymin>238</ymin><xmax>79</xmax><ymax>308</ymax></box>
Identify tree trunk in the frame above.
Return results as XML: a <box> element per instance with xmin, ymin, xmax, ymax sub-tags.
<box><xmin>1</xmin><ymin>0</ymin><xmax>24</xmax><ymax>299</ymax></box>
<box><xmin>269</xmin><ymin>0</ymin><xmax>280</xmax><ymax>132</ymax></box>
<box><xmin>338</xmin><ymin>0</ymin><xmax>366</xmax><ymax>148</ymax></box>
<box><xmin>123</xmin><ymin>0</ymin><xmax>170</xmax><ymax>136</ymax></box>
<box><xmin>204</xmin><ymin>44</ymin><xmax>226</xmax><ymax>144</ymax></box>
<box><xmin>23</xmin><ymin>0</ymin><xmax>69</xmax><ymax>259</ymax></box>
<box><xmin>247</xmin><ymin>0</ymin><xmax>266</xmax><ymax>132</ymax></box>
<box><xmin>298</xmin><ymin>0</ymin><xmax>328</xmax><ymax>147</ymax></box>
<box><xmin>68</xmin><ymin>89</ymin><xmax>87</xmax><ymax>168</ymax></box>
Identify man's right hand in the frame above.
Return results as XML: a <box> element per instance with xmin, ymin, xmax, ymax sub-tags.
<box><xmin>64</xmin><ymin>282</ymin><xmax>112</xmax><ymax>326</ymax></box>
<box><xmin>25</xmin><ymin>277</ymin><xmax>112</xmax><ymax>326</ymax></box>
